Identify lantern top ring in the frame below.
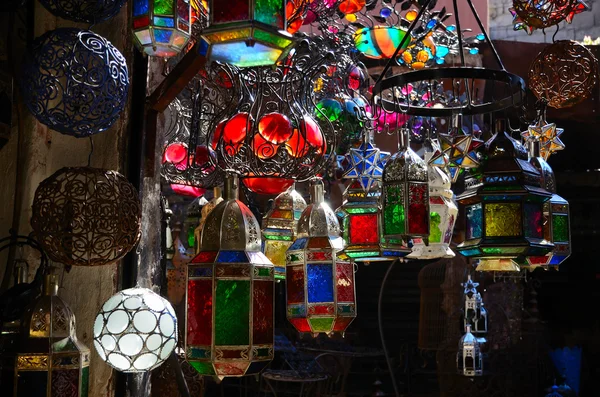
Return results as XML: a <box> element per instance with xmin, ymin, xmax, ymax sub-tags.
<box><xmin>372</xmin><ymin>67</ymin><xmax>526</xmax><ymax>117</ymax></box>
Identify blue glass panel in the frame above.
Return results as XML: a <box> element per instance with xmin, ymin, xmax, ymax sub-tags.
<box><xmin>306</xmin><ymin>263</ymin><xmax>334</xmax><ymax>303</ymax></box>
<box><xmin>549</xmin><ymin>255</ymin><xmax>566</xmax><ymax>265</ymax></box>
<box><xmin>188</xmin><ymin>347</ymin><xmax>211</xmax><ymax>358</ymax></box>
<box><xmin>216</xmin><ymin>250</ymin><xmax>248</xmax><ymax>263</ymax></box>
<box><xmin>133</xmin><ymin>0</ymin><xmax>149</xmax><ymax>16</ymax></box>
<box><xmin>460</xmin><ymin>248</ymin><xmax>481</xmax><ymax>257</ymax></box>
<box><xmin>198</xmin><ymin>38</ymin><xmax>209</xmax><ymax>56</ymax></box>
<box><xmin>189</xmin><ymin>267</ymin><xmax>213</xmax><ymax>277</ymax></box>
<box><xmin>154</xmin><ymin>29</ymin><xmax>172</xmax><ymax>43</ymax></box>
<box><xmin>154</xmin><ymin>16</ymin><xmax>175</xmax><ymax>27</ymax></box>
<box><xmin>289</xmin><ymin>237</ymin><xmax>308</xmax><ymax>250</ymax></box>
<box><xmin>466</xmin><ymin>203</ymin><xmax>483</xmax><ymax>239</ymax></box>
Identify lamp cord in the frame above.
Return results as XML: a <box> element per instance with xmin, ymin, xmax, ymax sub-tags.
<box><xmin>378</xmin><ymin>259</ymin><xmax>400</xmax><ymax>397</ymax></box>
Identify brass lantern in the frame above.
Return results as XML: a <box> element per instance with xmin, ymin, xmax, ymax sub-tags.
<box><xmin>194</xmin><ymin>186</ymin><xmax>224</xmax><ymax>254</ymax></box>
<box><xmin>14</xmin><ymin>273</ymin><xmax>90</xmax><ymax>397</ymax></box>
<box><xmin>185</xmin><ymin>175</ymin><xmax>275</xmax><ymax>379</ymax></box>
<box><xmin>457</xmin><ymin>324</ymin><xmax>483</xmax><ymax>377</ymax></box>
<box><xmin>262</xmin><ymin>183</ymin><xmax>307</xmax><ymax>280</ymax></box>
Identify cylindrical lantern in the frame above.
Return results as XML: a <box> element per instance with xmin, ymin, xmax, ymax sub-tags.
<box><xmin>186</xmin><ymin>175</ymin><xmax>275</xmax><ymax>379</ymax></box>
<box><xmin>15</xmin><ymin>273</ymin><xmax>90</xmax><ymax>397</ymax></box>
<box><xmin>199</xmin><ymin>0</ymin><xmax>295</xmax><ymax>67</ymax></box>
<box><xmin>262</xmin><ymin>184</ymin><xmax>307</xmax><ymax>280</ymax></box>
<box><xmin>131</xmin><ymin>0</ymin><xmax>192</xmax><ymax>57</ymax></box>
<box><xmin>456</xmin><ymin>324</ymin><xmax>483</xmax><ymax>377</ymax></box>
<box><xmin>194</xmin><ymin>186</ymin><xmax>224</xmax><ymax>254</ymax></box>
<box><xmin>286</xmin><ymin>179</ymin><xmax>357</xmax><ymax>336</ymax></box>
<box><xmin>455</xmin><ymin>130</ymin><xmax>554</xmax><ymax>271</ymax></box>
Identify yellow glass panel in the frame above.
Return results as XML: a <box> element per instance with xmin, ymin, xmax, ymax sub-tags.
<box><xmin>484</xmin><ymin>203</ymin><xmax>522</xmax><ymax>237</ymax></box>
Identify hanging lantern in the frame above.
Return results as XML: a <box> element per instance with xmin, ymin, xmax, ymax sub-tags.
<box><xmin>525</xmin><ymin>140</ymin><xmax>571</xmax><ymax>268</ymax></box>
<box><xmin>198</xmin><ymin>0</ymin><xmax>295</xmax><ymax>67</ymax></box>
<box><xmin>93</xmin><ymin>288</ymin><xmax>178</xmax><ymax>372</ymax></box>
<box><xmin>194</xmin><ymin>186</ymin><xmax>224</xmax><ymax>254</ymax></box>
<box><xmin>185</xmin><ymin>175</ymin><xmax>275</xmax><ymax>379</ymax></box>
<box><xmin>20</xmin><ymin>28</ymin><xmax>129</xmax><ymax>137</ymax></box>
<box><xmin>456</xmin><ymin>324</ymin><xmax>484</xmax><ymax>377</ymax></box>
<box><xmin>131</xmin><ymin>0</ymin><xmax>192</xmax><ymax>57</ymax></box>
<box><xmin>461</xmin><ymin>275</ymin><xmax>487</xmax><ymax>335</ymax></box>
<box><xmin>521</xmin><ymin>110</ymin><xmax>565</xmax><ymax>161</ymax></box>
<box><xmin>39</xmin><ymin>0</ymin><xmax>126</xmax><ymax>23</ymax></box>
<box><xmin>510</xmin><ymin>0</ymin><xmax>588</xmax><ymax>34</ymax></box>
<box><xmin>14</xmin><ymin>273</ymin><xmax>90</xmax><ymax>397</ymax></box>
<box><xmin>286</xmin><ymin>179</ymin><xmax>356</xmax><ymax>336</ymax></box>
<box><xmin>262</xmin><ymin>184</ymin><xmax>307</xmax><ymax>280</ymax></box>
<box><xmin>408</xmin><ymin>150</ymin><xmax>457</xmax><ymax>260</ymax></box>
<box><xmin>455</xmin><ymin>128</ymin><xmax>554</xmax><ymax>271</ymax></box>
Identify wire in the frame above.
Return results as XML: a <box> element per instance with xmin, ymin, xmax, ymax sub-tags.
<box><xmin>378</xmin><ymin>258</ymin><xmax>400</xmax><ymax>397</ymax></box>
<box><xmin>88</xmin><ymin>136</ymin><xmax>94</xmax><ymax>167</ymax></box>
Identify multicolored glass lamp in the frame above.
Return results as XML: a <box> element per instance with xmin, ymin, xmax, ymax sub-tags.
<box><xmin>14</xmin><ymin>272</ymin><xmax>90</xmax><ymax>397</ymax></box>
<box><xmin>131</xmin><ymin>0</ymin><xmax>192</xmax><ymax>57</ymax></box>
<box><xmin>262</xmin><ymin>184</ymin><xmax>307</xmax><ymax>280</ymax></box>
<box><xmin>185</xmin><ymin>175</ymin><xmax>275</xmax><ymax>379</ymax></box>
<box><xmin>286</xmin><ymin>179</ymin><xmax>356</xmax><ymax>336</ymax></box>
<box><xmin>525</xmin><ymin>139</ymin><xmax>571</xmax><ymax>269</ymax></box>
<box><xmin>198</xmin><ymin>0</ymin><xmax>295</xmax><ymax>67</ymax></box>
<box><xmin>456</xmin><ymin>129</ymin><xmax>554</xmax><ymax>271</ymax></box>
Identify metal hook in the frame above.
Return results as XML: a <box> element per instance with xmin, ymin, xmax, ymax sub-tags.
<box><xmin>87</xmin><ymin>136</ymin><xmax>94</xmax><ymax>167</ymax></box>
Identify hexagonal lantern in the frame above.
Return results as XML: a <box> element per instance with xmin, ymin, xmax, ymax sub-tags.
<box><xmin>456</xmin><ymin>131</ymin><xmax>554</xmax><ymax>271</ymax></box>
<box><xmin>262</xmin><ymin>183</ymin><xmax>307</xmax><ymax>280</ymax></box>
<box><xmin>286</xmin><ymin>179</ymin><xmax>356</xmax><ymax>336</ymax></box>
<box><xmin>185</xmin><ymin>175</ymin><xmax>275</xmax><ymax>379</ymax></box>
<box><xmin>198</xmin><ymin>0</ymin><xmax>295</xmax><ymax>67</ymax></box>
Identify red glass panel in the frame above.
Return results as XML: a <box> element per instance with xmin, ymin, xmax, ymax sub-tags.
<box><xmin>286</xmin><ymin>265</ymin><xmax>304</xmax><ymax>304</ymax></box>
<box><xmin>349</xmin><ymin>214</ymin><xmax>378</xmax><ymax>244</ymax></box>
<box><xmin>191</xmin><ymin>251</ymin><xmax>218</xmax><ymax>263</ymax></box>
<box><xmin>430</xmin><ymin>196</ymin><xmax>444</xmax><ymax>205</ymax></box>
<box><xmin>253</xmin><ymin>280</ymin><xmax>274</xmax><ymax>345</ymax></box>
<box><xmin>220</xmin><ymin>348</ymin><xmax>249</xmax><ymax>359</ymax></box>
<box><xmin>187</xmin><ymin>279</ymin><xmax>213</xmax><ymax>345</ymax></box>
<box><xmin>333</xmin><ymin>317</ymin><xmax>355</xmax><ymax>332</ymax></box>
<box><xmin>212</xmin><ymin>0</ymin><xmax>250</xmax><ymax>23</ymax></box>
<box><xmin>177</xmin><ymin>0</ymin><xmax>190</xmax><ymax>22</ymax></box>
<box><xmin>309</xmin><ymin>251</ymin><xmax>328</xmax><ymax>261</ymax></box>
<box><xmin>528</xmin><ymin>256</ymin><xmax>549</xmax><ymax>265</ymax></box>
<box><xmin>336</xmin><ymin>262</ymin><xmax>355</xmax><ymax>302</ymax></box>
<box><xmin>289</xmin><ymin>318</ymin><xmax>311</xmax><ymax>333</ymax></box>
<box><xmin>307</xmin><ymin>236</ymin><xmax>330</xmax><ymax>248</ymax></box>
<box><xmin>408</xmin><ymin>183</ymin><xmax>428</xmax><ymax>235</ymax></box>
<box><xmin>214</xmin><ymin>362</ymin><xmax>248</xmax><ymax>376</ymax></box>
<box><xmin>309</xmin><ymin>304</ymin><xmax>334</xmax><ymax>315</ymax></box>
<box><xmin>133</xmin><ymin>16</ymin><xmax>150</xmax><ymax>28</ymax></box>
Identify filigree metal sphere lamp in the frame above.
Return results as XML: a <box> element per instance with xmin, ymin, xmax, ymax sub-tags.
<box><xmin>286</xmin><ymin>179</ymin><xmax>356</xmax><ymax>336</ymax></box>
<box><xmin>262</xmin><ymin>184</ymin><xmax>307</xmax><ymax>280</ymax></box>
<box><xmin>131</xmin><ymin>0</ymin><xmax>192</xmax><ymax>57</ymax></box>
<box><xmin>185</xmin><ymin>175</ymin><xmax>275</xmax><ymax>379</ymax></box>
<box><xmin>20</xmin><ymin>28</ymin><xmax>129</xmax><ymax>137</ymax></box>
<box><xmin>93</xmin><ymin>288</ymin><xmax>178</xmax><ymax>372</ymax></box>
<box><xmin>39</xmin><ymin>0</ymin><xmax>126</xmax><ymax>23</ymax></box>
<box><xmin>31</xmin><ymin>167</ymin><xmax>142</xmax><ymax>267</ymax></box>
<box><xmin>15</xmin><ymin>273</ymin><xmax>90</xmax><ymax>397</ymax></box>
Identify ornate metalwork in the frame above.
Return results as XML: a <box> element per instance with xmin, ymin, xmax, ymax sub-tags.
<box><xmin>151</xmin><ymin>355</ymin><xmax>205</xmax><ymax>397</ymax></box>
<box><xmin>510</xmin><ymin>0</ymin><xmax>588</xmax><ymax>34</ymax></box>
<box><xmin>528</xmin><ymin>40</ymin><xmax>598</xmax><ymax>109</ymax></box>
<box><xmin>31</xmin><ymin>167</ymin><xmax>142</xmax><ymax>267</ymax></box>
<box><xmin>38</xmin><ymin>0</ymin><xmax>126</xmax><ymax>23</ymax></box>
<box><xmin>20</xmin><ymin>28</ymin><xmax>129</xmax><ymax>137</ymax></box>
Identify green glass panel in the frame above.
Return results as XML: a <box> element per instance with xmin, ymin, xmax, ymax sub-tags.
<box><xmin>81</xmin><ymin>366</ymin><xmax>89</xmax><ymax>397</ymax></box>
<box><xmin>274</xmin><ymin>273</ymin><xmax>285</xmax><ymax>280</ymax></box>
<box><xmin>258</xmin><ymin>268</ymin><xmax>271</xmax><ymax>277</ymax></box>
<box><xmin>552</xmin><ymin>214</ymin><xmax>569</xmax><ymax>242</ymax></box>
<box><xmin>253</xmin><ymin>29</ymin><xmax>292</xmax><ymax>49</ymax></box>
<box><xmin>429</xmin><ymin>211</ymin><xmax>442</xmax><ymax>243</ymax></box>
<box><xmin>256</xmin><ymin>347</ymin><xmax>271</xmax><ymax>358</ymax></box>
<box><xmin>288</xmin><ymin>306</ymin><xmax>304</xmax><ymax>316</ymax></box>
<box><xmin>289</xmin><ymin>254</ymin><xmax>301</xmax><ymax>262</ymax></box>
<box><xmin>188</xmin><ymin>225</ymin><xmax>195</xmax><ymax>248</ymax></box>
<box><xmin>309</xmin><ymin>317</ymin><xmax>334</xmax><ymax>332</ymax></box>
<box><xmin>154</xmin><ymin>0</ymin><xmax>174</xmax><ymax>15</ymax></box>
<box><xmin>384</xmin><ymin>185</ymin><xmax>405</xmax><ymax>235</ymax></box>
<box><xmin>481</xmin><ymin>247</ymin><xmax>527</xmax><ymax>255</ymax></box>
<box><xmin>346</xmin><ymin>207</ymin><xmax>377</xmax><ymax>214</ymax></box>
<box><xmin>190</xmin><ymin>361</ymin><xmax>215</xmax><ymax>375</ymax></box>
<box><xmin>337</xmin><ymin>305</ymin><xmax>354</xmax><ymax>314</ymax></box>
<box><xmin>264</xmin><ymin>234</ymin><xmax>292</xmax><ymax>241</ymax></box>
<box><xmin>215</xmin><ymin>280</ymin><xmax>250</xmax><ymax>345</ymax></box>
<box><xmin>347</xmin><ymin>251</ymin><xmax>381</xmax><ymax>258</ymax></box>
<box><xmin>254</xmin><ymin>0</ymin><xmax>284</xmax><ymax>28</ymax></box>
<box><xmin>485</xmin><ymin>203</ymin><xmax>522</xmax><ymax>237</ymax></box>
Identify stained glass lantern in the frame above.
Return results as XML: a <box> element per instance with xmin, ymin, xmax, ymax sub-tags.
<box><xmin>461</xmin><ymin>275</ymin><xmax>487</xmax><ymax>335</ymax></box>
<box><xmin>39</xmin><ymin>0</ymin><xmax>126</xmax><ymax>23</ymax></box>
<box><xmin>194</xmin><ymin>186</ymin><xmax>223</xmax><ymax>254</ymax></box>
<box><xmin>93</xmin><ymin>288</ymin><xmax>178</xmax><ymax>372</ymax></box>
<box><xmin>408</xmin><ymin>152</ymin><xmax>457</xmax><ymax>260</ymax></box>
<box><xmin>185</xmin><ymin>175</ymin><xmax>275</xmax><ymax>379</ymax></box>
<box><xmin>14</xmin><ymin>273</ymin><xmax>90</xmax><ymax>397</ymax></box>
<box><xmin>20</xmin><ymin>28</ymin><xmax>129</xmax><ymax>137</ymax></box>
<box><xmin>455</xmin><ymin>130</ymin><xmax>554</xmax><ymax>271</ymax></box>
<box><xmin>262</xmin><ymin>184</ymin><xmax>307</xmax><ymax>280</ymax></box>
<box><xmin>198</xmin><ymin>0</ymin><xmax>295</xmax><ymax>67</ymax></box>
<box><xmin>525</xmin><ymin>140</ymin><xmax>571</xmax><ymax>269</ymax></box>
<box><xmin>286</xmin><ymin>179</ymin><xmax>356</xmax><ymax>336</ymax></box>
<box><xmin>510</xmin><ymin>0</ymin><xmax>588</xmax><ymax>34</ymax></box>
<box><xmin>456</xmin><ymin>324</ymin><xmax>483</xmax><ymax>377</ymax></box>
<box><xmin>381</xmin><ymin>129</ymin><xmax>430</xmax><ymax>245</ymax></box>
<box><xmin>131</xmin><ymin>0</ymin><xmax>192</xmax><ymax>57</ymax></box>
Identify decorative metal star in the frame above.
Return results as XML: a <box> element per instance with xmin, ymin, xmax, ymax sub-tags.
<box><xmin>425</xmin><ymin>138</ymin><xmax>449</xmax><ymax>169</ymax></box>
<box><xmin>343</xmin><ymin>141</ymin><xmax>390</xmax><ymax>192</ymax></box>
<box><xmin>521</xmin><ymin>118</ymin><xmax>565</xmax><ymax>161</ymax></box>
<box><xmin>439</xmin><ymin>131</ymin><xmax>483</xmax><ymax>183</ymax></box>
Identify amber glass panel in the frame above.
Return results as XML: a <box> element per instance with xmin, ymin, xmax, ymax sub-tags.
<box><xmin>484</xmin><ymin>203</ymin><xmax>522</xmax><ymax>237</ymax></box>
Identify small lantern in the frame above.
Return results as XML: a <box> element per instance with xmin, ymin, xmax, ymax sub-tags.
<box><xmin>286</xmin><ymin>179</ymin><xmax>356</xmax><ymax>336</ymax></box>
<box><xmin>262</xmin><ymin>184</ymin><xmax>307</xmax><ymax>280</ymax></box>
<box><xmin>199</xmin><ymin>0</ymin><xmax>295</xmax><ymax>67</ymax></box>
<box><xmin>526</xmin><ymin>140</ymin><xmax>571</xmax><ymax>269</ymax></box>
<box><xmin>456</xmin><ymin>324</ymin><xmax>483</xmax><ymax>377</ymax></box>
<box><xmin>15</xmin><ymin>273</ymin><xmax>90</xmax><ymax>397</ymax></box>
<box><xmin>456</xmin><ymin>129</ymin><xmax>554</xmax><ymax>271</ymax></box>
<box><xmin>194</xmin><ymin>186</ymin><xmax>224</xmax><ymax>254</ymax></box>
<box><xmin>186</xmin><ymin>175</ymin><xmax>275</xmax><ymax>379</ymax></box>
<box><xmin>408</xmin><ymin>151</ymin><xmax>458</xmax><ymax>259</ymax></box>
<box><xmin>461</xmin><ymin>275</ymin><xmax>487</xmax><ymax>334</ymax></box>
<box><xmin>131</xmin><ymin>0</ymin><xmax>192</xmax><ymax>57</ymax></box>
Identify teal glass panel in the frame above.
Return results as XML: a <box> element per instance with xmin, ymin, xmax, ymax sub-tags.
<box><xmin>254</xmin><ymin>0</ymin><xmax>284</xmax><ymax>28</ymax></box>
<box><xmin>466</xmin><ymin>203</ymin><xmax>482</xmax><ymax>239</ymax></box>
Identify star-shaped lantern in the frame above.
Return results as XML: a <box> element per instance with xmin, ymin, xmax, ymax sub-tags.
<box><xmin>521</xmin><ymin>117</ymin><xmax>565</xmax><ymax>161</ymax></box>
<box><xmin>343</xmin><ymin>141</ymin><xmax>390</xmax><ymax>192</ymax></box>
<box><xmin>439</xmin><ymin>131</ymin><xmax>483</xmax><ymax>183</ymax></box>
<box><xmin>425</xmin><ymin>138</ymin><xmax>449</xmax><ymax>169</ymax></box>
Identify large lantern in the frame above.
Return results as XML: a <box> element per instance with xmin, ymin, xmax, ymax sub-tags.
<box><xmin>14</xmin><ymin>273</ymin><xmax>90</xmax><ymax>397</ymax></box>
<box><xmin>286</xmin><ymin>179</ymin><xmax>357</xmax><ymax>336</ymax></box>
<box><xmin>198</xmin><ymin>0</ymin><xmax>295</xmax><ymax>67</ymax></box>
<box><xmin>262</xmin><ymin>184</ymin><xmax>307</xmax><ymax>280</ymax></box>
<box><xmin>455</xmin><ymin>130</ymin><xmax>554</xmax><ymax>271</ymax></box>
<box><xmin>131</xmin><ymin>0</ymin><xmax>192</xmax><ymax>57</ymax></box>
<box><xmin>185</xmin><ymin>175</ymin><xmax>275</xmax><ymax>379</ymax></box>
